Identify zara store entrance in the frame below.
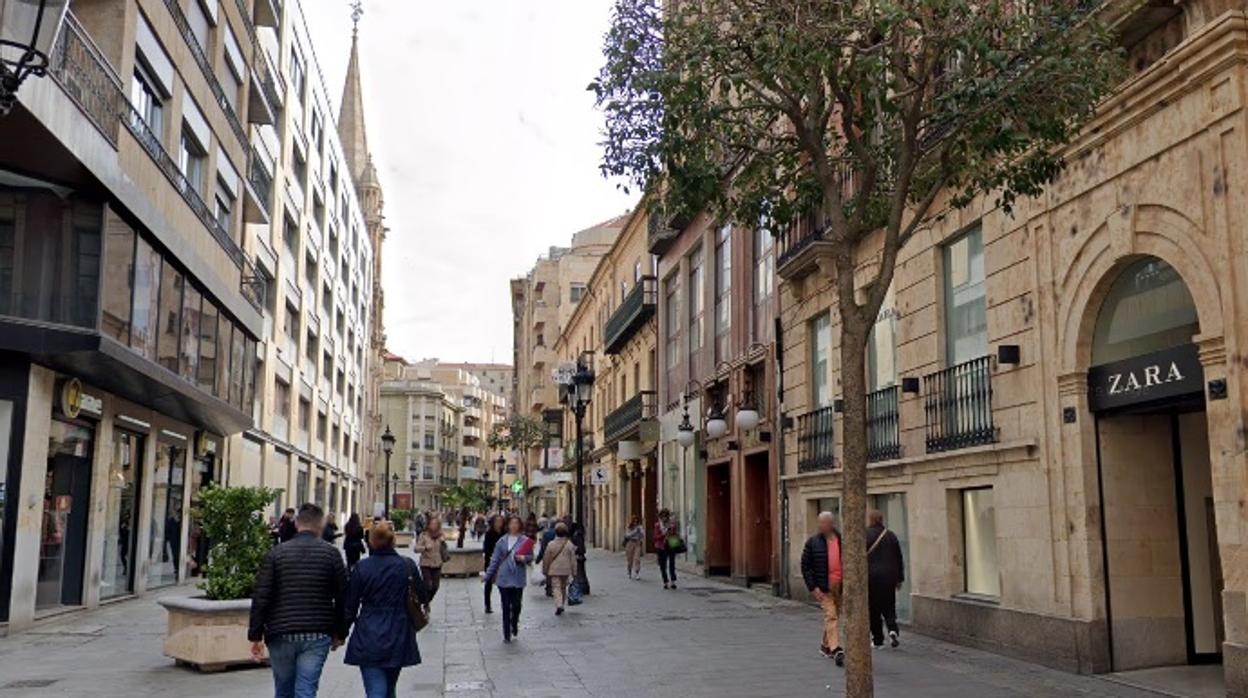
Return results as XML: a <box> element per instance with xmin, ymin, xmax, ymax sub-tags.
<box><xmin>1088</xmin><ymin>258</ymin><xmax>1222</xmax><ymax>671</ymax></box>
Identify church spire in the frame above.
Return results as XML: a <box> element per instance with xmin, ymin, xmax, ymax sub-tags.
<box><xmin>339</xmin><ymin>1</ymin><xmax>370</xmax><ymax>184</ymax></box>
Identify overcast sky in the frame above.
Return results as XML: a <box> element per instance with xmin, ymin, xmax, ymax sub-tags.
<box><xmin>300</xmin><ymin>1</ymin><xmax>636</xmax><ymax>365</ymax></box>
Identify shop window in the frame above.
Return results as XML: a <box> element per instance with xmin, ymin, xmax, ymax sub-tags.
<box><xmin>197</xmin><ymin>301</ymin><xmax>218</xmax><ymax>392</ymax></box>
<box><xmin>961</xmin><ymin>487</ymin><xmax>999</xmax><ymax>598</ymax></box>
<box><xmin>157</xmin><ymin>261</ymin><xmax>183</xmax><ymax>373</ymax></box>
<box><xmin>942</xmin><ymin>226</ymin><xmax>986</xmax><ymax>366</ymax></box>
<box><xmin>809</xmin><ymin>311</ymin><xmax>832</xmax><ymax>407</ymax></box>
<box><xmin>38</xmin><ymin>420</ymin><xmax>95</xmax><ymax>609</ymax></box>
<box><xmin>147</xmin><ymin>440</ymin><xmax>187</xmax><ymax>589</ymax></box>
<box><xmin>101</xmin><ymin>213</ymin><xmax>135</xmax><ymax>343</ymax></box>
<box><xmin>868</xmin><ymin>492</ymin><xmax>911</xmax><ymax>621</ymax></box>
<box><xmin>1091</xmin><ymin>257</ymin><xmax>1198</xmax><ymax>365</ymax></box>
<box><xmin>102</xmin><ymin>428</ymin><xmax>143</xmax><ymax>599</ymax></box>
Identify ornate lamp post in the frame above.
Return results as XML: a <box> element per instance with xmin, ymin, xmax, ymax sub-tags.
<box><xmin>380</xmin><ymin>426</ymin><xmax>395</xmax><ymax>519</ymax></box>
<box><xmin>494</xmin><ymin>454</ymin><xmax>505</xmax><ymax>513</ymax></box>
<box><xmin>0</xmin><ymin>0</ymin><xmax>70</xmax><ymax>116</ymax></box>
<box><xmin>570</xmin><ymin>352</ymin><xmax>595</xmax><ymax>594</ymax></box>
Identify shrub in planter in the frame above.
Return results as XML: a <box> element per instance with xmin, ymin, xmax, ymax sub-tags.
<box><xmin>389</xmin><ymin>508</ymin><xmax>411</xmax><ymax>532</ymax></box>
<box><xmin>160</xmin><ymin>484</ymin><xmax>279</xmax><ymax>671</ymax></box>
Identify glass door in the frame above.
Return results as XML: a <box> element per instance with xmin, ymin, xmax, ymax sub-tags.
<box><xmin>146</xmin><ymin>440</ymin><xmax>186</xmax><ymax>588</ymax></box>
<box><xmin>869</xmin><ymin>492</ymin><xmax>912</xmax><ymax>621</ymax></box>
<box><xmin>37</xmin><ymin>420</ymin><xmax>94</xmax><ymax>610</ymax></box>
<box><xmin>101</xmin><ymin>428</ymin><xmax>143</xmax><ymax>599</ymax></box>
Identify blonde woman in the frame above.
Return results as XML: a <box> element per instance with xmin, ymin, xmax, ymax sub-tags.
<box><xmin>412</xmin><ymin>518</ymin><xmax>447</xmax><ymax>608</ymax></box>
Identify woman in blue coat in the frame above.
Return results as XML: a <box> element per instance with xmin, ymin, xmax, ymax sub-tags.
<box><xmin>482</xmin><ymin>515</ymin><xmax>534</xmax><ymax>643</ymax></box>
<box><xmin>345</xmin><ymin>522</ymin><xmax>428</xmax><ymax>698</ymax></box>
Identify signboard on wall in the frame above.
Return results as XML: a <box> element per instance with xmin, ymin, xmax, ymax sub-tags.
<box><xmin>1087</xmin><ymin>343</ymin><xmax>1203</xmax><ymax>412</ymax></box>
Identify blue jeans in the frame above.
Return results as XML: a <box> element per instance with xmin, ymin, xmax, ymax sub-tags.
<box><xmin>268</xmin><ymin>634</ymin><xmax>332</xmax><ymax>698</ymax></box>
<box><xmin>359</xmin><ymin>666</ymin><xmax>402</xmax><ymax>698</ymax></box>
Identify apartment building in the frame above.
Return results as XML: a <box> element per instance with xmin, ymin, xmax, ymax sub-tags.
<box><xmin>379</xmin><ymin>355</ymin><xmax>460</xmax><ymax>512</ymax></box>
<box><xmin>510</xmin><ymin>215</ymin><xmax>624</xmax><ymax>485</ymax></box>
<box><xmin>771</xmin><ymin>1</ymin><xmax>1247</xmax><ymax>687</ymax></box>
<box><xmin>0</xmin><ymin>0</ymin><xmax>275</xmax><ymax>630</ymax></box>
<box><xmin>415</xmin><ymin>360</ymin><xmax>509</xmax><ymax>483</ymax></box>
<box><xmin>219</xmin><ymin>1</ymin><xmax>376</xmax><ymax>523</ymax></box>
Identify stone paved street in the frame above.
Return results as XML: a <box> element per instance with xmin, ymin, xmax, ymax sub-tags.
<box><xmin>0</xmin><ymin>549</ymin><xmax>1157</xmax><ymax>697</ymax></box>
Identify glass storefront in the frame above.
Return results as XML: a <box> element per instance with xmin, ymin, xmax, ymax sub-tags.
<box><xmin>147</xmin><ymin>439</ymin><xmax>186</xmax><ymax>588</ymax></box>
<box><xmin>869</xmin><ymin>492</ymin><xmax>911</xmax><ymax>621</ymax></box>
<box><xmin>37</xmin><ymin>420</ymin><xmax>95</xmax><ymax>610</ymax></box>
<box><xmin>962</xmin><ymin>487</ymin><xmax>999</xmax><ymax>597</ymax></box>
<box><xmin>187</xmin><ymin>450</ymin><xmax>213</xmax><ymax>577</ymax></box>
<box><xmin>101</xmin><ymin>428</ymin><xmax>142</xmax><ymax>600</ymax></box>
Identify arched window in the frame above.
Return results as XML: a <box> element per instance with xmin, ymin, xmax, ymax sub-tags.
<box><xmin>1091</xmin><ymin>257</ymin><xmax>1198</xmax><ymax>365</ymax></box>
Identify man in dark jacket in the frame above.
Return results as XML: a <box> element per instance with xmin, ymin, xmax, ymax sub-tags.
<box><xmin>276</xmin><ymin>508</ymin><xmax>298</xmax><ymax>543</ymax></box>
<box><xmin>866</xmin><ymin>509</ymin><xmax>905</xmax><ymax>649</ymax></box>
<box><xmin>249</xmin><ymin>503</ymin><xmax>350</xmax><ymax>697</ymax></box>
<box><xmin>800</xmin><ymin>511</ymin><xmax>844</xmax><ymax>666</ymax></box>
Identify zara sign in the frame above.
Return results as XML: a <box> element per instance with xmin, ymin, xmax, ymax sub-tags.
<box><xmin>1087</xmin><ymin>344</ymin><xmax>1203</xmax><ymax>412</ymax></box>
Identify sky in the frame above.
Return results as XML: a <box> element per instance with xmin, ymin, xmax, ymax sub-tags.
<box><xmin>300</xmin><ymin>0</ymin><xmax>636</xmax><ymax>365</ymax></box>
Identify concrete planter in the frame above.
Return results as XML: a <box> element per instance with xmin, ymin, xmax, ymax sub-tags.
<box><xmin>442</xmin><ymin>546</ymin><xmax>485</xmax><ymax>577</ymax></box>
<box><xmin>394</xmin><ymin>532</ymin><xmax>415</xmax><ymax>548</ymax></box>
<box><xmin>158</xmin><ymin>596</ymin><xmax>262</xmax><ymax>672</ymax></box>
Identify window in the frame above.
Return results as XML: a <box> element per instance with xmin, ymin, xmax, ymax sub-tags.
<box><xmin>570</xmin><ymin>284</ymin><xmax>586</xmax><ymax>304</ymax></box>
<box><xmin>664</xmin><ymin>275</ymin><xmax>682</xmax><ymax>394</ymax></box>
<box><xmin>714</xmin><ymin>226</ymin><xmax>731</xmax><ymax>362</ymax></box>
<box><xmin>752</xmin><ymin>227</ymin><xmax>775</xmax><ymax>343</ymax></box>
<box><xmin>943</xmin><ymin>226</ymin><xmax>986</xmax><ymax>366</ymax></box>
<box><xmin>179</xmin><ymin>285</ymin><xmax>201</xmax><ymax>382</ymax></box>
<box><xmin>292</xmin><ymin>147</ymin><xmax>307</xmax><ymax>188</ymax></box>
<box><xmin>187</xmin><ymin>0</ymin><xmax>212</xmax><ymax>52</ymax></box>
<box><xmin>310</xmin><ymin>109</ymin><xmax>324</xmax><ymax>153</ymax></box>
<box><xmin>131</xmin><ymin>62</ymin><xmax>164</xmax><ymax>136</ymax></box>
<box><xmin>867</xmin><ymin>283</ymin><xmax>897</xmax><ymax>391</ymax></box>
<box><xmin>809</xmin><ymin>311</ymin><xmax>831</xmax><ymax>407</ymax></box>
<box><xmin>961</xmin><ymin>488</ymin><xmax>999</xmax><ymax>597</ymax></box>
<box><xmin>688</xmin><ymin>247</ymin><xmax>704</xmax><ymax>379</ymax></box>
<box><xmin>298</xmin><ymin>398</ymin><xmax>311</xmax><ymax>434</ymax></box>
<box><xmin>213</xmin><ymin>178</ymin><xmax>235</xmax><ymax>236</ymax></box>
<box><xmin>101</xmin><ymin>216</ymin><xmax>135</xmax><ymax>343</ymax></box>
<box><xmin>289</xmin><ymin>48</ymin><xmax>306</xmax><ymax>103</ymax></box>
<box><xmin>179</xmin><ymin>127</ymin><xmax>206</xmax><ymax>195</ymax></box>
<box><xmin>157</xmin><ymin>261</ymin><xmax>183</xmax><ymax>373</ymax></box>
<box><xmin>317</xmin><ymin>412</ymin><xmax>327</xmax><ymax>442</ymax></box>
<box><xmin>424</xmin><ymin>433</ymin><xmax>435</xmax><ymax>450</ymax></box>
<box><xmin>197</xmin><ymin>301</ymin><xmax>218</xmax><ymax>393</ymax></box>
<box><xmin>273</xmin><ymin>379</ymin><xmax>291</xmax><ymax>439</ymax></box>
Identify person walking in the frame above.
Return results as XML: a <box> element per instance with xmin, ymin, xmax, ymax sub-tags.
<box><xmin>321</xmin><ymin>514</ymin><xmax>341</xmax><ymax>545</ymax></box>
<box><xmin>800</xmin><ymin>511</ymin><xmax>845</xmax><ymax>666</ymax></box>
<box><xmin>481</xmin><ymin>515</ymin><xmax>504</xmax><ymax>614</ymax></box>
<box><xmin>412</xmin><ymin>518</ymin><xmax>447</xmax><ymax>608</ymax></box>
<box><xmin>866</xmin><ymin>509</ymin><xmax>905</xmax><ymax>649</ymax></box>
<box><xmin>276</xmin><ymin>508</ymin><xmax>298</xmax><ymax>543</ymax></box>
<box><xmin>482</xmin><ymin>515</ymin><xmax>534</xmax><ymax>643</ymax></box>
<box><xmin>653</xmin><ymin>509</ymin><xmax>681</xmax><ymax>589</ymax></box>
<box><xmin>343</xmin><ymin>513</ymin><xmax>367</xmax><ymax>573</ymax></box>
<box><xmin>535</xmin><ymin>518</ymin><xmax>560</xmax><ymax>597</ymax></box>
<box><xmin>472</xmin><ymin>514</ymin><xmax>487</xmax><ymax>541</ymax></box>
<box><xmin>623</xmin><ymin>516</ymin><xmax>645</xmax><ymax>580</ymax></box>
<box><xmin>413</xmin><ymin>511</ymin><xmax>426</xmax><ymax>536</ymax></box>
<box><xmin>343</xmin><ymin>522</ymin><xmax>427</xmax><ymax>698</ymax></box>
<box><xmin>541</xmin><ymin>522</ymin><xmax>576</xmax><ymax>615</ymax></box>
<box><xmin>248</xmin><ymin>503</ymin><xmax>350</xmax><ymax>698</ymax></box>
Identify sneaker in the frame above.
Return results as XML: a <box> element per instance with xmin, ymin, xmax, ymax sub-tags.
<box><xmin>872</xmin><ymin>642</ymin><xmax>884</xmax><ymax>650</ymax></box>
<box><xmin>889</xmin><ymin>630</ymin><xmax>899</xmax><ymax>648</ymax></box>
<box><xmin>833</xmin><ymin>648</ymin><xmax>845</xmax><ymax>667</ymax></box>
<box><xmin>670</xmin><ymin>583</ymin><xmax>677</xmax><ymax>590</ymax></box>
<box><xmin>663</xmin><ymin>583</ymin><xmax>669</xmax><ymax>589</ymax></box>
<box><xmin>555</xmin><ymin>607</ymin><xmax>564</xmax><ymax>616</ymax></box>
<box><xmin>819</xmin><ymin>646</ymin><xmax>835</xmax><ymax>659</ymax></box>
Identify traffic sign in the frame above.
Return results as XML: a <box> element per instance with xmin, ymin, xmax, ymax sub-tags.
<box><xmin>511</xmin><ymin>479</ymin><xmax>525</xmax><ymax>494</ymax></box>
<box><xmin>591</xmin><ymin>466</ymin><xmax>608</xmax><ymax>486</ymax></box>
<box><xmin>552</xmin><ymin>362</ymin><xmax>577</xmax><ymax>385</ymax></box>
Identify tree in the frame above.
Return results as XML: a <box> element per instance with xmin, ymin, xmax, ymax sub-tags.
<box><xmin>487</xmin><ymin>414</ymin><xmax>549</xmax><ymax>513</ymax></box>
<box><xmin>195</xmin><ymin>484</ymin><xmax>280</xmax><ymax>600</ymax></box>
<box><xmin>593</xmin><ymin>2</ymin><xmax>1122</xmax><ymax>694</ymax></box>
<box><xmin>442</xmin><ymin>482</ymin><xmax>491</xmax><ymax>547</ymax></box>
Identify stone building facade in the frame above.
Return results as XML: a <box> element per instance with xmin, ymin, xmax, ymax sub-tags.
<box><xmin>773</xmin><ymin>2</ymin><xmax>1248</xmax><ymax>689</ymax></box>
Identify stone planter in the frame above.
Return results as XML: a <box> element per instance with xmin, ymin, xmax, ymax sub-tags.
<box><xmin>158</xmin><ymin>596</ymin><xmax>262</xmax><ymax>673</ymax></box>
<box><xmin>394</xmin><ymin>532</ymin><xmax>415</xmax><ymax>548</ymax></box>
<box><xmin>442</xmin><ymin>546</ymin><xmax>485</xmax><ymax>577</ymax></box>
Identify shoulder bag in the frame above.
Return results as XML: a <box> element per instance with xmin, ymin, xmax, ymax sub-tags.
<box><xmin>867</xmin><ymin>528</ymin><xmax>891</xmax><ymax>557</ymax></box>
<box><xmin>404</xmin><ymin>559</ymin><xmax>430</xmax><ymax>632</ymax></box>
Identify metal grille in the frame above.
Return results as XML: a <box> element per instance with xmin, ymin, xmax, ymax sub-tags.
<box><xmin>866</xmin><ymin>385</ymin><xmax>901</xmax><ymax>462</ymax></box>
<box><xmin>796</xmin><ymin>405</ymin><xmax>836</xmax><ymax>472</ymax></box>
<box><xmin>923</xmin><ymin>355</ymin><xmax>996</xmax><ymax>452</ymax></box>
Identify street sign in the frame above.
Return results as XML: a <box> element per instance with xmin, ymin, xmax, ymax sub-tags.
<box><xmin>591</xmin><ymin>466</ymin><xmax>608</xmax><ymax>486</ymax></box>
<box><xmin>552</xmin><ymin>362</ymin><xmax>577</xmax><ymax>385</ymax></box>
<box><xmin>511</xmin><ymin>479</ymin><xmax>525</xmax><ymax>494</ymax></box>
<box><xmin>546</xmin><ymin>447</ymin><xmax>563</xmax><ymax>469</ymax></box>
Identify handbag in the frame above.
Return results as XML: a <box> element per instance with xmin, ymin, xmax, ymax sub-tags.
<box><xmin>567</xmin><ymin>577</ymin><xmax>583</xmax><ymax>605</ymax></box>
<box><xmin>404</xmin><ymin>560</ymin><xmax>430</xmax><ymax>632</ymax></box>
<box><xmin>666</xmin><ymin>534</ymin><xmax>687</xmax><ymax>555</ymax></box>
<box><xmin>440</xmin><ymin>539</ymin><xmax>451</xmax><ymax>563</ymax></box>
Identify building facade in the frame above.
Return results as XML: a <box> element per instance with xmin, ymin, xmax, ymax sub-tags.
<box><xmin>0</xmin><ymin>0</ymin><xmax>276</xmax><ymax>630</ymax></box>
<box><xmin>220</xmin><ymin>0</ymin><xmax>375</xmax><ymax>526</ymax></box>
<box><xmin>379</xmin><ymin>356</ymin><xmax>460</xmax><ymax>512</ymax></box>
<box><xmin>773</xmin><ymin>2</ymin><xmax>1248</xmax><ymax>689</ymax></box>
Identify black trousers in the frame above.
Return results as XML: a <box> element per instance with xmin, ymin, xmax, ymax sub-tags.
<box><xmin>868</xmin><ymin>579</ymin><xmax>899</xmax><ymax>645</ymax></box>
<box><xmin>420</xmin><ymin>567</ymin><xmax>442</xmax><ymax>604</ymax></box>
<box><xmin>657</xmin><ymin>550</ymin><xmax>677</xmax><ymax>584</ymax></box>
<box><xmin>499</xmin><ymin>587</ymin><xmax>523</xmax><ymax>639</ymax></box>
<box><xmin>484</xmin><ymin>577</ymin><xmax>495</xmax><ymax>610</ymax></box>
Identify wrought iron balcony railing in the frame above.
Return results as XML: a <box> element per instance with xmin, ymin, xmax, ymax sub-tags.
<box><xmin>47</xmin><ymin>13</ymin><xmax>122</xmax><ymax>147</ymax></box>
<box><xmin>603</xmin><ymin>391</ymin><xmax>657</xmax><ymax>445</ymax></box>
<box><xmin>648</xmin><ymin>209</ymin><xmax>689</xmax><ymax>255</ymax></box>
<box><xmin>866</xmin><ymin>385</ymin><xmax>901</xmax><ymax>462</ymax></box>
<box><xmin>604</xmin><ymin>276</ymin><xmax>657</xmax><ymax>354</ymax></box>
<box><xmin>923</xmin><ymin>355</ymin><xmax>996</xmax><ymax>453</ymax></box>
<box><xmin>796</xmin><ymin>405</ymin><xmax>836</xmax><ymax>473</ymax></box>
<box><xmin>248</xmin><ymin>147</ymin><xmax>273</xmax><ymax>211</ymax></box>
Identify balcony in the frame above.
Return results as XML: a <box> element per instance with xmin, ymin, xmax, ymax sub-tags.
<box><xmin>647</xmin><ymin>209</ymin><xmax>689</xmax><ymax>255</ymax></box>
<box><xmin>47</xmin><ymin>13</ymin><xmax>122</xmax><ymax>146</ymax></box>
<box><xmin>529</xmin><ymin>385</ymin><xmax>548</xmax><ymax>411</ymax></box>
<box><xmin>604</xmin><ymin>276</ymin><xmax>657</xmax><ymax>355</ymax></box>
<box><xmin>776</xmin><ymin>213</ymin><xmax>833</xmax><ymax>282</ymax></box>
<box><xmin>603</xmin><ymin>391</ymin><xmax>657</xmax><ymax>445</ymax></box>
<box><xmin>795</xmin><ymin>405</ymin><xmax>835</xmax><ymax>473</ymax></box>
<box><xmin>247</xmin><ymin>58</ymin><xmax>276</xmax><ymax>125</ymax></box>
<box><xmin>162</xmin><ymin>0</ymin><xmax>249</xmax><ymax>149</ymax></box>
<box><xmin>923</xmin><ymin>356</ymin><xmax>996</xmax><ymax>453</ymax></box>
<box><xmin>254</xmin><ymin>0</ymin><xmax>283</xmax><ymax>28</ymax></box>
<box><xmin>866</xmin><ymin>386</ymin><xmax>901</xmax><ymax>462</ymax></box>
<box><xmin>245</xmin><ymin>147</ymin><xmax>272</xmax><ymax>223</ymax></box>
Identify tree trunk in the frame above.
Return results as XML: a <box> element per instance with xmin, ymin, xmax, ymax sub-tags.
<box><xmin>838</xmin><ymin>323</ymin><xmax>874</xmax><ymax>697</ymax></box>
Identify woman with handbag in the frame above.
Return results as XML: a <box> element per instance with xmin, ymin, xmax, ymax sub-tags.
<box><xmin>344</xmin><ymin>522</ymin><xmax>428</xmax><ymax>698</ymax></box>
<box><xmin>541</xmin><ymin>522</ymin><xmax>577</xmax><ymax>615</ymax></box>
<box><xmin>654</xmin><ymin>509</ymin><xmax>683</xmax><ymax>589</ymax></box>
<box><xmin>483</xmin><ymin>515</ymin><xmax>535</xmax><ymax>642</ymax></box>
<box><xmin>412</xmin><ymin>518</ymin><xmax>448</xmax><ymax>609</ymax></box>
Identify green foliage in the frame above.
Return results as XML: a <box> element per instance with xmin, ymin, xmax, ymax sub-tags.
<box><xmin>389</xmin><ymin>508</ymin><xmax>412</xmax><ymax>531</ymax></box>
<box><xmin>486</xmin><ymin>414</ymin><xmax>548</xmax><ymax>453</ymax></box>
<box><xmin>196</xmin><ymin>484</ymin><xmax>279</xmax><ymax>601</ymax></box>
<box><xmin>442</xmin><ymin>482</ymin><xmax>490</xmax><ymax>514</ymax></box>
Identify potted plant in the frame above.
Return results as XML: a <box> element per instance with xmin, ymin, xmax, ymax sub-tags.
<box><xmin>388</xmin><ymin>508</ymin><xmax>414</xmax><ymax>546</ymax></box>
<box><xmin>159</xmin><ymin>484</ymin><xmax>278</xmax><ymax>672</ymax></box>
<box><xmin>440</xmin><ymin>483</ymin><xmax>489</xmax><ymax>577</ymax></box>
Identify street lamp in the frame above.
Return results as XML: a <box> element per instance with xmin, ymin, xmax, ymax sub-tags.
<box><xmin>380</xmin><ymin>426</ymin><xmax>395</xmax><ymax>519</ymax></box>
<box><xmin>494</xmin><ymin>454</ymin><xmax>505</xmax><ymax>513</ymax></box>
<box><xmin>570</xmin><ymin>352</ymin><xmax>595</xmax><ymax>595</ymax></box>
<box><xmin>0</xmin><ymin>0</ymin><xmax>70</xmax><ymax>116</ymax></box>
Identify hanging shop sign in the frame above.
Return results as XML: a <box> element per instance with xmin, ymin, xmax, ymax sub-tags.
<box><xmin>1087</xmin><ymin>343</ymin><xmax>1203</xmax><ymax>412</ymax></box>
<box><xmin>58</xmin><ymin>378</ymin><xmax>102</xmax><ymax>419</ymax></box>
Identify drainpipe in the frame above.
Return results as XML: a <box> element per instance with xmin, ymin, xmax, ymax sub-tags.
<box><xmin>773</xmin><ymin>316</ymin><xmax>790</xmax><ymax>598</ymax></box>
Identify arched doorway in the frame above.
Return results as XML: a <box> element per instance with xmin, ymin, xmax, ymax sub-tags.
<box><xmin>1088</xmin><ymin>257</ymin><xmax>1222</xmax><ymax>671</ymax></box>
